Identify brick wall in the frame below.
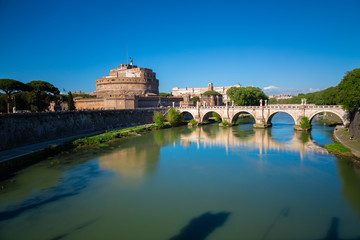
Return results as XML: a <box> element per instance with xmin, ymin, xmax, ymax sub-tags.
<box><xmin>0</xmin><ymin>109</ymin><xmax>165</xmax><ymax>151</ymax></box>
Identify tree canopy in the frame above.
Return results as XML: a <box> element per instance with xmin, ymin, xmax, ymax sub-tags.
<box><xmin>227</xmin><ymin>86</ymin><xmax>268</xmax><ymax>106</ymax></box>
<box><xmin>0</xmin><ymin>79</ymin><xmax>29</xmax><ymax>113</ymax></box>
<box><xmin>336</xmin><ymin>68</ymin><xmax>360</xmax><ymax>112</ymax></box>
<box><xmin>203</xmin><ymin>91</ymin><xmax>221</xmax><ymax>96</ymax></box>
<box><xmin>27</xmin><ymin>80</ymin><xmax>59</xmax><ymax>95</ymax></box>
<box><xmin>269</xmin><ymin>68</ymin><xmax>360</xmax><ymax>113</ymax></box>
<box><xmin>26</xmin><ymin>80</ymin><xmax>60</xmax><ymax>112</ymax></box>
<box><xmin>0</xmin><ymin>79</ymin><xmax>29</xmax><ymax>94</ymax></box>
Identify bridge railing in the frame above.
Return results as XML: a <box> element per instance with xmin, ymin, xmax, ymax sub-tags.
<box><xmin>176</xmin><ymin>104</ymin><xmax>343</xmax><ymax>110</ymax></box>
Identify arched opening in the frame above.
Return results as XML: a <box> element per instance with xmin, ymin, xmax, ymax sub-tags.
<box><xmin>201</xmin><ymin>111</ymin><xmax>222</xmax><ymax>124</ymax></box>
<box><xmin>231</xmin><ymin>111</ymin><xmax>255</xmax><ymax>125</ymax></box>
<box><xmin>309</xmin><ymin>111</ymin><xmax>344</xmax><ymax>127</ymax></box>
<box><xmin>267</xmin><ymin>112</ymin><xmax>296</xmax><ymax>126</ymax></box>
<box><xmin>268</xmin><ymin>112</ymin><xmax>296</xmax><ymax>143</ymax></box>
<box><xmin>181</xmin><ymin>111</ymin><xmax>194</xmax><ymax>121</ymax></box>
<box><xmin>309</xmin><ymin>111</ymin><xmax>344</xmax><ymax>146</ymax></box>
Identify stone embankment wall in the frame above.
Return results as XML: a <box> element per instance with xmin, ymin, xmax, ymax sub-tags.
<box><xmin>349</xmin><ymin>111</ymin><xmax>360</xmax><ymax>141</ymax></box>
<box><xmin>0</xmin><ymin>109</ymin><xmax>165</xmax><ymax>151</ymax></box>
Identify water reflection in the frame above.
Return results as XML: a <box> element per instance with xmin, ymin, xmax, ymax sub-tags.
<box><xmin>98</xmin><ymin>134</ymin><xmax>160</xmax><ymax>183</ymax></box>
<box><xmin>337</xmin><ymin>160</ymin><xmax>360</xmax><ymax>219</ymax></box>
<box><xmin>179</xmin><ymin>124</ymin><xmax>328</xmax><ymax>159</ymax></box>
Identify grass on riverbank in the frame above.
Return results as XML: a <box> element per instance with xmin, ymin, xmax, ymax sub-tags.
<box><xmin>325</xmin><ymin>141</ymin><xmax>351</xmax><ymax>153</ymax></box>
<box><xmin>72</xmin><ymin>124</ymin><xmax>170</xmax><ymax>147</ymax></box>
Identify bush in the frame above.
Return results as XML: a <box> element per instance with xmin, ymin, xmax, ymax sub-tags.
<box><xmin>167</xmin><ymin>108</ymin><xmax>182</xmax><ymax>126</ymax></box>
<box><xmin>213</xmin><ymin>112</ymin><xmax>221</xmax><ymax>122</ymax></box>
<box><xmin>154</xmin><ymin>112</ymin><xmax>165</xmax><ymax>128</ymax></box>
<box><xmin>300</xmin><ymin>116</ymin><xmax>311</xmax><ymax>130</ymax></box>
<box><xmin>190</xmin><ymin>119</ymin><xmax>197</xmax><ymax>125</ymax></box>
<box><xmin>222</xmin><ymin>120</ymin><xmax>229</xmax><ymax>126</ymax></box>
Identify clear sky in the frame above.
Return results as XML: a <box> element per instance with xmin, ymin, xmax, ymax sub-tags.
<box><xmin>1</xmin><ymin>0</ymin><xmax>359</xmax><ymax>94</ymax></box>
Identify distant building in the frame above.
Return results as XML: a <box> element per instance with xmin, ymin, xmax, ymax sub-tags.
<box><xmin>74</xmin><ymin>60</ymin><xmax>181</xmax><ymax>110</ymax></box>
<box><xmin>172</xmin><ymin>83</ymin><xmax>241</xmax><ymax>103</ymax></box>
<box><xmin>269</xmin><ymin>94</ymin><xmax>295</xmax><ymax>101</ymax></box>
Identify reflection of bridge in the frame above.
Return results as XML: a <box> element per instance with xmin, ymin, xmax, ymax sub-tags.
<box><xmin>176</xmin><ymin>103</ymin><xmax>350</xmax><ymax>128</ymax></box>
<box><xmin>179</xmin><ymin>126</ymin><xmax>329</xmax><ymax>160</ymax></box>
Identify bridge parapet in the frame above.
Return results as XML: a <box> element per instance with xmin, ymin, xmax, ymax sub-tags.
<box><xmin>175</xmin><ymin>104</ymin><xmax>349</xmax><ymax>128</ymax></box>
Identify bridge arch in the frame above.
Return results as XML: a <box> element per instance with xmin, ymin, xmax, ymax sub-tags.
<box><xmin>201</xmin><ymin>110</ymin><xmax>223</xmax><ymax>123</ymax></box>
<box><xmin>308</xmin><ymin>110</ymin><xmax>345</xmax><ymax>125</ymax></box>
<box><xmin>180</xmin><ymin>111</ymin><xmax>195</xmax><ymax>121</ymax></box>
<box><xmin>267</xmin><ymin>111</ymin><xmax>296</xmax><ymax>125</ymax></box>
<box><xmin>230</xmin><ymin>111</ymin><xmax>256</xmax><ymax>124</ymax></box>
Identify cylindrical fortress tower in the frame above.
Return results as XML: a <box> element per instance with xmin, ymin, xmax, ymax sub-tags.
<box><xmin>96</xmin><ymin>64</ymin><xmax>159</xmax><ymax>97</ymax></box>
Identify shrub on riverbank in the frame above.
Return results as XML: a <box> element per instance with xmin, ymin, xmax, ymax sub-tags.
<box><xmin>72</xmin><ymin>124</ymin><xmax>158</xmax><ymax>147</ymax></box>
<box><xmin>167</xmin><ymin>108</ymin><xmax>182</xmax><ymax>126</ymax></box>
<box><xmin>154</xmin><ymin>112</ymin><xmax>165</xmax><ymax>128</ymax></box>
<box><xmin>220</xmin><ymin>120</ymin><xmax>229</xmax><ymax>127</ymax></box>
<box><xmin>300</xmin><ymin>116</ymin><xmax>311</xmax><ymax>131</ymax></box>
<box><xmin>213</xmin><ymin>112</ymin><xmax>221</xmax><ymax>122</ymax></box>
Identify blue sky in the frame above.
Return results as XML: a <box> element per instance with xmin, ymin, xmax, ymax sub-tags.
<box><xmin>0</xmin><ymin>0</ymin><xmax>359</xmax><ymax>94</ymax></box>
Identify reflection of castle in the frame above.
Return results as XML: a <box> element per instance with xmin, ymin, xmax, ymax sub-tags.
<box><xmin>98</xmin><ymin>139</ymin><xmax>160</xmax><ymax>183</ymax></box>
<box><xmin>75</xmin><ymin>60</ymin><xmax>182</xmax><ymax>110</ymax></box>
<box><xmin>179</xmin><ymin>126</ymin><xmax>328</xmax><ymax>159</ymax></box>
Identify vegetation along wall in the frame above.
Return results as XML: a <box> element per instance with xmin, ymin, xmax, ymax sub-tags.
<box><xmin>0</xmin><ymin>109</ymin><xmax>165</xmax><ymax>151</ymax></box>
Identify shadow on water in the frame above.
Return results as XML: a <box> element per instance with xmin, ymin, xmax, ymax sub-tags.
<box><xmin>169</xmin><ymin>211</ymin><xmax>231</xmax><ymax>240</ymax></box>
<box><xmin>261</xmin><ymin>207</ymin><xmax>291</xmax><ymax>240</ymax></box>
<box><xmin>317</xmin><ymin>217</ymin><xmax>360</xmax><ymax>240</ymax></box>
<box><xmin>49</xmin><ymin>217</ymin><xmax>99</xmax><ymax>240</ymax></box>
<box><xmin>0</xmin><ymin>162</ymin><xmax>102</xmax><ymax>222</ymax></box>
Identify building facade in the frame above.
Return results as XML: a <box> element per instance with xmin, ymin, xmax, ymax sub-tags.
<box><xmin>96</xmin><ymin>63</ymin><xmax>159</xmax><ymax>98</ymax></box>
<box><xmin>75</xmin><ymin>62</ymin><xmax>181</xmax><ymax>110</ymax></box>
<box><xmin>172</xmin><ymin>83</ymin><xmax>241</xmax><ymax>103</ymax></box>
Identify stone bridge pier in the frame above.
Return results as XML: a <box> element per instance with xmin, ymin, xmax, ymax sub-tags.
<box><xmin>176</xmin><ymin>100</ymin><xmax>350</xmax><ymax>130</ymax></box>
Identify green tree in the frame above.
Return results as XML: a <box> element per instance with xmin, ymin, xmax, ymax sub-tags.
<box><xmin>68</xmin><ymin>91</ymin><xmax>76</xmax><ymax>111</ymax></box>
<box><xmin>27</xmin><ymin>80</ymin><xmax>59</xmax><ymax>111</ymax></box>
<box><xmin>227</xmin><ymin>86</ymin><xmax>268</xmax><ymax>106</ymax></box>
<box><xmin>190</xmin><ymin>96</ymin><xmax>200</xmax><ymax>102</ymax></box>
<box><xmin>336</xmin><ymin>68</ymin><xmax>360</xmax><ymax>112</ymax></box>
<box><xmin>268</xmin><ymin>98</ymin><xmax>278</xmax><ymax>104</ymax></box>
<box><xmin>166</xmin><ymin>108</ymin><xmax>182</xmax><ymax>126</ymax></box>
<box><xmin>203</xmin><ymin>91</ymin><xmax>221</xmax><ymax>96</ymax></box>
<box><xmin>159</xmin><ymin>92</ymin><xmax>173</xmax><ymax>97</ymax></box>
<box><xmin>0</xmin><ymin>79</ymin><xmax>29</xmax><ymax>113</ymax></box>
<box><xmin>300</xmin><ymin>116</ymin><xmax>311</xmax><ymax>130</ymax></box>
<box><xmin>154</xmin><ymin>112</ymin><xmax>165</xmax><ymax>128</ymax></box>
<box><xmin>212</xmin><ymin>112</ymin><xmax>221</xmax><ymax>122</ymax></box>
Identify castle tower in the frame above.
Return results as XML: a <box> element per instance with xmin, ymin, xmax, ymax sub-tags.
<box><xmin>208</xmin><ymin>83</ymin><xmax>213</xmax><ymax>91</ymax></box>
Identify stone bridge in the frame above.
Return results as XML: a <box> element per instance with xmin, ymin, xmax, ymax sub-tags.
<box><xmin>176</xmin><ymin>103</ymin><xmax>350</xmax><ymax>129</ymax></box>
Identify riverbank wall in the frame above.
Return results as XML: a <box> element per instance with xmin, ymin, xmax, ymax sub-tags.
<box><xmin>349</xmin><ymin>111</ymin><xmax>360</xmax><ymax>141</ymax></box>
<box><xmin>334</xmin><ymin>126</ymin><xmax>360</xmax><ymax>159</ymax></box>
<box><xmin>0</xmin><ymin>109</ymin><xmax>165</xmax><ymax>151</ymax></box>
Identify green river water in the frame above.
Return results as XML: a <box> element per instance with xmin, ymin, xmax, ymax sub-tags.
<box><xmin>0</xmin><ymin>113</ymin><xmax>360</xmax><ymax>240</ymax></box>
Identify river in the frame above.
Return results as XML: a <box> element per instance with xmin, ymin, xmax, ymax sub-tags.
<box><xmin>0</xmin><ymin>113</ymin><xmax>360</xmax><ymax>240</ymax></box>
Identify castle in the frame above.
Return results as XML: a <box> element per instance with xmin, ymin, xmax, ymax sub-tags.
<box><xmin>75</xmin><ymin>60</ymin><xmax>181</xmax><ymax>110</ymax></box>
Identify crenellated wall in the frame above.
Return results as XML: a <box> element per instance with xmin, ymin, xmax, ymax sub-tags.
<box><xmin>0</xmin><ymin>109</ymin><xmax>165</xmax><ymax>151</ymax></box>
